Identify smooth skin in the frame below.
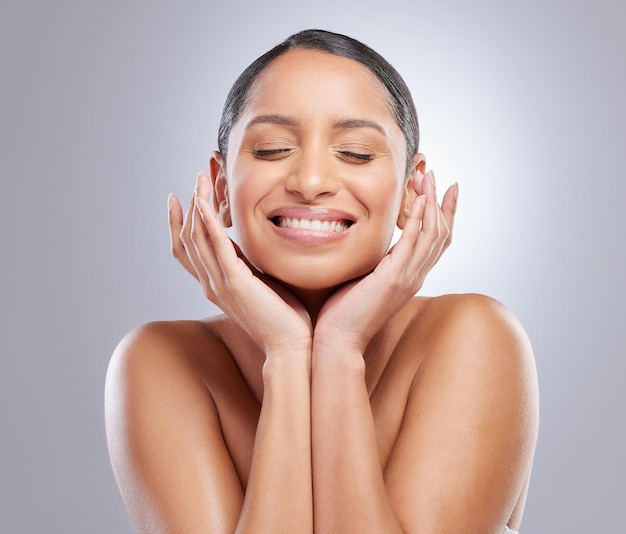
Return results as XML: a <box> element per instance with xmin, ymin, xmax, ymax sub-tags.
<box><xmin>105</xmin><ymin>50</ymin><xmax>538</xmax><ymax>533</ymax></box>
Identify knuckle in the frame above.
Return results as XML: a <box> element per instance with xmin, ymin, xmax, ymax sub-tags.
<box><xmin>179</xmin><ymin>230</ymin><xmax>188</xmax><ymax>246</ymax></box>
<box><xmin>422</xmin><ymin>218</ymin><xmax>440</xmax><ymax>236</ymax></box>
<box><xmin>199</xmin><ymin>280</ymin><xmax>212</xmax><ymax>300</ymax></box>
<box><xmin>190</xmin><ymin>229</ymin><xmax>204</xmax><ymax>248</ymax></box>
<box><xmin>424</xmin><ymin>225</ymin><xmax>440</xmax><ymax>244</ymax></box>
<box><xmin>189</xmin><ymin>222</ymin><xmax>203</xmax><ymax>243</ymax></box>
<box><xmin>189</xmin><ymin>230</ymin><xmax>201</xmax><ymax>245</ymax></box>
<box><xmin>440</xmin><ymin>230</ymin><xmax>450</xmax><ymax>247</ymax></box>
<box><xmin>171</xmin><ymin>238</ymin><xmax>185</xmax><ymax>258</ymax></box>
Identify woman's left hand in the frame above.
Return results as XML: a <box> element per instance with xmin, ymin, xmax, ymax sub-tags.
<box><xmin>314</xmin><ymin>170</ymin><xmax>458</xmax><ymax>352</ymax></box>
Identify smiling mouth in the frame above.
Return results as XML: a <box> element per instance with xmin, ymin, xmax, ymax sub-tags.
<box><xmin>271</xmin><ymin>216</ymin><xmax>353</xmax><ymax>232</ymax></box>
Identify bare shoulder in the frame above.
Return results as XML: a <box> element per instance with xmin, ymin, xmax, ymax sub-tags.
<box><xmin>402</xmin><ymin>292</ymin><xmax>539</xmax><ymax>444</ymax></box>
<box><xmin>403</xmin><ymin>293</ymin><xmax>535</xmax><ymax>375</ymax></box>
<box><xmin>107</xmin><ymin>318</ymin><xmax>232</xmax><ymax>390</ymax></box>
<box><xmin>384</xmin><ymin>294</ymin><xmax>539</xmax><ymax>531</ymax></box>
<box><xmin>104</xmin><ymin>317</ymin><xmax>244</xmax><ymax>533</ymax></box>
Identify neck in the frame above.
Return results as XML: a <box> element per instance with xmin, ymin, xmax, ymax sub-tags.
<box><xmin>286</xmin><ymin>285</ymin><xmax>337</xmax><ymax>326</ymax></box>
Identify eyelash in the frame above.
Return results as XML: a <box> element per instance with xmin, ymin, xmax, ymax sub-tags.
<box><xmin>253</xmin><ymin>148</ymin><xmax>292</xmax><ymax>160</ymax></box>
<box><xmin>253</xmin><ymin>149</ymin><xmax>374</xmax><ymax>163</ymax></box>
<box><xmin>339</xmin><ymin>151</ymin><xmax>373</xmax><ymax>163</ymax></box>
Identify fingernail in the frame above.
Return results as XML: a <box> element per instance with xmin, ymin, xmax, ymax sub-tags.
<box><xmin>167</xmin><ymin>193</ymin><xmax>174</xmax><ymax>209</ymax></box>
<box><xmin>453</xmin><ymin>182</ymin><xmax>459</xmax><ymax>200</ymax></box>
<box><xmin>427</xmin><ymin>171</ymin><xmax>435</xmax><ymax>186</ymax></box>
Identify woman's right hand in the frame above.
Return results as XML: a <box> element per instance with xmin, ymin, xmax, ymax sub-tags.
<box><xmin>168</xmin><ymin>173</ymin><xmax>313</xmax><ymax>355</ymax></box>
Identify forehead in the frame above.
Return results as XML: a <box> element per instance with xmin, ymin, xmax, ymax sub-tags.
<box><xmin>243</xmin><ymin>48</ymin><xmax>396</xmax><ymax>124</ymax></box>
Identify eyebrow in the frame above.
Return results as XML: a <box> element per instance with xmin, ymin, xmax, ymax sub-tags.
<box><xmin>245</xmin><ymin>114</ymin><xmax>300</xmax><ymax>129</ymax></box>
<box><xmin>245</xmin><ymin>114</ymin><xmax>386</xmax><ymax>136</ymax></box>
<box><xmin>332</xmin><ymin>118</ymin><xmax>387</xmax><ymax>136</ymax></box>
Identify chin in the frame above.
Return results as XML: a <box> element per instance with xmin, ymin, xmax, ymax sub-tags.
<box><xmin>263</xmin><ymin>260</ymin><xmax>375</xmax><ymax>293</ymax></box>
<box><xmin>242</xmin><ymin>242</ymin><xmax>388</xmax><ymax>293</ymax></box>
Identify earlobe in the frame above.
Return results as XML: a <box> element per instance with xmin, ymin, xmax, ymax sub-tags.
<box><xmin>397</xmin><ymin>153</ymin><xmax>426</xmax><ymax>229</ymax></box>
<box><xmin>209</xmin><ymin>151</ymin><xmax>232</xmax><ymax>227</ymax></box>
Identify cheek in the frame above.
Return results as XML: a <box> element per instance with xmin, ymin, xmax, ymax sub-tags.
<box><xmin>226</xmin><ymin>175</ymin><xmax>274</xmax><ymax>270</ymax></box>
<box><xmin>359</xmin><ymin>172</ymin><xmax>405</xmax><ymax>223</ymax></box>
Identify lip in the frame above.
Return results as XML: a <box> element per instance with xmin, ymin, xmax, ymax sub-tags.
<box><xmin>266</xmin><ymin>206</ymin><xmax>356</xmax><ymax>244</ymax></box>
<box><xmin>267</xmin><ymin>206</ymin><xmax>356</xmax><ymax>222</ymax></box>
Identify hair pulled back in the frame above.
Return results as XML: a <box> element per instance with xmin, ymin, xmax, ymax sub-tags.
<box><xmin>217</xmin><ymin>29</ymin><xmax>419</xmax><ymax>174</ymax></box>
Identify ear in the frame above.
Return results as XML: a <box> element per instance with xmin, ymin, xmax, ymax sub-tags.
<box><xmin>397</xmin><ymin>153</ymin><xmax>426</xmax><ymax>229</ymax></box>
<box><xmin>209</xmin><ymin>151</ymin><xmax>232</xmax><ymax>227</ymax></box>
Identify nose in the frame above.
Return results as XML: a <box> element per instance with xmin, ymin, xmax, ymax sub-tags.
<box><xmin>285</xmin><ymin>147</ymin><xmax>339</xmax><ymax>201</ymax></box>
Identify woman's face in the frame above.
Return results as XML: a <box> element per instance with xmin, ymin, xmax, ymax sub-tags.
<box><xmin>218</xmin><ymin>48</ymin><xmax>416</xmax><ymax>292</ymax></box>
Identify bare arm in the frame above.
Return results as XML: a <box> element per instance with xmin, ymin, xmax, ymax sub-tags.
<box><xmin>308</xmin><ymin>171</ymin><xmax>536</xmax><ymax>532</ymax></box>
<box><xmin>310</xmin><ymin>295</ymin><xmax>538</xmax><ymax>534</ymax></box>
<box><xmin>238</xmin><ymin>349</ymin><xmax>312</xmax><ymax>533</ymax></box>
<box><xmin>189</xmin><ymin>173</ymin><xmax>314</xmax><ymax>532</ymax></box>
<box><xmin>105</xmin><ymin>323</ymin><xmax>244</xmax><ymax>533</ymax></box>
<box><xmin>105</xmin><ymin>172</ymin><xmax>316</xmax><ymax>532</ymax></box>
<box><xmin>105</xmin><ymin>323</ymin><xmax>313</xmax><ymax>534</ymax></box>
<box><xmin>385</xmin><ymin>296</ymin><xmax>538</xmax><ymax>533</ymax></box>
<box><xmin>311</xmin><ymin>343</ymin><xmax>403</xmax><ymax>533</ymax></box>
<box><xmin>309</xmin><ymin>169</ymin><xmax>454</xmax><ymax>532</ymax></box>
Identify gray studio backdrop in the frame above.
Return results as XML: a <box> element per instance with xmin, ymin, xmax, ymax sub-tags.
<box><xmin>1</xmin><ymin>0</ymin><xmax>624</xmax><ymax>532</ymax></box>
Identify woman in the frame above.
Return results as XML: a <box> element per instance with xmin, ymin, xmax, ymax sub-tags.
<box><xmin>105</xmin><ymin>29</ymin><xmax>538</xmax><ymax>533</ymax></box>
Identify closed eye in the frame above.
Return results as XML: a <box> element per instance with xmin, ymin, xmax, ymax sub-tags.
<box><xmin>338</xmin><ymin>151</ymin><xmax>374</xmax><ymax>163</ymax></box>
<box><xmin>253</xmin><ymin>148</ymin><xmax>293</xmax><ymax>160</ymax></box>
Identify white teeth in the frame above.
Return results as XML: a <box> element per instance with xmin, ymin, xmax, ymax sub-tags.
<box><xmin>277</xmin><ymin>217</ymin><xmax>349</xmax><ymax>232</ymax></box>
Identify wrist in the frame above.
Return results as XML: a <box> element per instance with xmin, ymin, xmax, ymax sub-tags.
<box><xmin>264</xmin><ymin>337</ymin><xmax>312</xmax><ymax>357</ymax></box>
<box><xmin>263</xmin><ymin>344</ymin><xmax>312</xmax><ymax>375</ymax></box>
<box><xmin>311</xmin><ymin>341</ymin><xmax>366</xmax><ymax>376</ymax></box>
<box><xmin>312</xmin><ymin>330</ymin><xmax>368</xmax><ymax>357</ymax></box>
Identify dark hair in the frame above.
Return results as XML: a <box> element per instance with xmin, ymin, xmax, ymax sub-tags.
<box><xmin>217</xmin><ymin>29</ymin><xmax>420</xmax><ymax>174</ymax></box>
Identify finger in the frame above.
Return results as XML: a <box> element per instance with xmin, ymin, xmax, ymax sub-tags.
<box><xmin>387</xmin><ymin>193</ymin><xmax>425</xmax><ymax>265</ymax></box>
<box><xmin>168</xmin><ymin>193</ymin><xmax>199</xmax><ymax>280</ymax></box>
<box><xmin>183</xmin><ymin>179</ymin><xmax>215</xmax><ymax>287</ymax></box>
<box><xmin>411</xmin><ymin>173</ymin><xmax>455</xmax><ymax>286</ymax></box>
<box><xmin>192</xmin><ymin>173</ymin><xmax>246</xmax><ymax>285</ymax></box>
<box><xmin>385</xmin><ymin>169</ymin><xmax>427</xmax><ymax>259</ymax></box>
<box><xmin>230</xmin><ymin>239</ymin><xmax>262</xmax><ymax>274</ymax></box>
<box><xmin>380</xmin><ymin>167</ymin><xmax>433</xmax><ymax>274</ymax></box>
<box><xmin>194</xmin><ymin>192</ymin><xmax>240</xmax><ymax>278</ymax></box>
<box><xmin>372</xmin><ymin>195</ymin><xmax>426</xmax><ymax>299</ymax></box>
<box><xmin>407</xmin><ymin>170</ymin><xmax>441</xmax><ymax>273</ymax></box>
<box><xmin>180</xmin><ymin>192</ymin><xmax>195</xmax><ymax>246</ymax></box>
<box><xmin>190</xmin><ymin>176</ymin><xmax>222</xmax><ymax>272</ymax></box>
<box><xmin>189</xmin><ymin>194</ymin><xmax>222</xmax><ymax>299</ymax></box>
<box><xmin>195</xmin><ymin>171</ymin><xmax>212</xmax><ymax>205</ymax></box>
<box><xmin>181</xmin><ymin>189</ymin><xmax>201</xmax><ymax>269</ymax></box>
<box><xmin>439</xmin><ymin>182</ymin><xmax>458</xmax><ymax>253</ymax></box>
<box><xmin>412</xmin><ymin>168</ymin><xmax>425</xmax><ymax>196</ymax></box>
